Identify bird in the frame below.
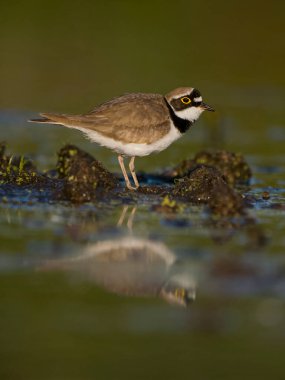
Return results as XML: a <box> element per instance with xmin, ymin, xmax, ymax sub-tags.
<box><xmin>29</xmin><ymin>87</ymin><xmax>214</xmax><ymax>190</ymax></box>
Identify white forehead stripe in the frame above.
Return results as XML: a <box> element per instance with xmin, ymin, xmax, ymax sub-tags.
<box><xmin>172</xmin><ymin>94</ymin><xmax>203</xmax><ymax>102</ymax></box>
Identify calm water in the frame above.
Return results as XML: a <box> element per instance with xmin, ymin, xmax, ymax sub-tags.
<box><xmin>1</xmin><ymin>1</ymin><xmax>285</xmax><ymax>379</ymax></box>
<box><xmin>1</xmin><ymin>109</ymin><xmax>285</xmax><ymax>379</ymax></box>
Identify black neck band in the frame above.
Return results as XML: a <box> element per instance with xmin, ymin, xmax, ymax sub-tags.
<box><xmin>164</xmin><ymin>98</ymin><xmax>192</xmax><ymax>134</ymax></box>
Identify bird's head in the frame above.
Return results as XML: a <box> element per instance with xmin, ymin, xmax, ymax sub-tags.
<box><xmin>159</xmin><ymin>272</ymin><xmax>196</xmax><ymax>307</ymax></box>
<box><xmin>165</xmin><ymin>87</ymin><xmax>215</xmax><ymax>123</ymax></box>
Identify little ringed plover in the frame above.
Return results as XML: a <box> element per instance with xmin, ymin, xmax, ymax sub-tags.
<box><xmin>30</xmin><ymin>87</ymin><xmax>214</xmax><ymax>190</ymax></box>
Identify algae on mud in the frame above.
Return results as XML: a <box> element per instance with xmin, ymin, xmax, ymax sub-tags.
<box><xmin>173</xmin><ymin>166</ymin><xmax>246</xmax><ymax>216</ymax></box>
<box><xmin>0</xmin><ymin>142</ymin><xmax>254</xmax><ymax>223</ymax></box>
<box><xmin>1</xmin><ymin>141</ymin><xmax>267</xmax><ymax>250</ymax></box>
<box><xmin>56</xmin><ymin>144</ymin><xmax>118</xmax><ymax>203</ymax></box>
<box><xmin>0</xmin><ymin>142</ymin><xmax>44</xmax><ymax>186</ymax></box>
<box><xmin>164</xmin><ymin>150</ymin><xmax>252</xmax><ymax>186</ymax></box>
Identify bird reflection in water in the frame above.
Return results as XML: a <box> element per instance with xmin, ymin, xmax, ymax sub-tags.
<box><xmin>43</xmin><ymin>206</ymin><xmax>196</xmax><ymax>307</ymax></box>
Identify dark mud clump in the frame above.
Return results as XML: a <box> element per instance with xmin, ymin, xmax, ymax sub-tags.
<box><xmin>262</xmin><ymin>191</ymin><xmax>270</xmax><ymax>200</ymax></box>
<box><xmin>164</xmin><ymin>150</ymin><xmax>252</xmax><ymax>186</ymax></box>
<box><xmin>0</xmin><ymin>143</ymin><xmax>118</xmax><ymax>204</ymax></box>
<box><xmin>170</xmin><ymin>164</ymin><xmax>265</xmax><ymax>247</ymax></box>
<box><xmin>0</xmin><ymin>142</ymin><xmax>250</xmax><ymax>215</ymax></box>
<box><xmin>0</xmin><ymin>142</ymin><xmax>268</xmax><ymax>247</ymax></box>
<box><xmin>56</xmin><ymin>144</ymin><xmax>119</xmax><ymax>203</ymax></box>
<box><xmin>172</xmin><ymin>165</ymin><xmax>246</xmax><ymax>217</ymax></box>
<box><xmin>137</xmin><ymin>185</ymin><xmax>168</xmax><ymax>196</ymax></box>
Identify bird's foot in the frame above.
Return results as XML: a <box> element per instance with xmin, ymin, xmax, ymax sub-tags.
<box><xmin>126</xmin><ymin>183</ymin><xmax>139</xmax><ymax>191</ymax></box>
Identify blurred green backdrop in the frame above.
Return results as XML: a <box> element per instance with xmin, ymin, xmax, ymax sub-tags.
<box><xmin>1</xmin><ymin>0</ymin><xmax>284</xmax><ymax>165</ymax></box>
<box><xmin>0</xmin><ymin>0</ymin><xmax>284</xmax><ymax>111</ymax></box>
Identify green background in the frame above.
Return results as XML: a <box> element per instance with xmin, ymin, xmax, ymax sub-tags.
<box><xmin>1</xmin><ymin>0</ymin><xmax>285</xmax><ymax>110</ymax></box>
<box><xmin>1</xmin><ymin>0</ymin><xmax>284</xmax><ymax>162</ymax></box>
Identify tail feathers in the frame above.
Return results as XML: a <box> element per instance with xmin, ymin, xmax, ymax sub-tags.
<box><xmin>29</xmin><ymin>113</ymin><xmax>68</xmax><ymax>125</ymax></box>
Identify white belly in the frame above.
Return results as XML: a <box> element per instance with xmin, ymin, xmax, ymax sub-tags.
<box><xmin>79</xmin><ymin>121</ymin><xmax>182</xmax><ymax>157</ymax></box>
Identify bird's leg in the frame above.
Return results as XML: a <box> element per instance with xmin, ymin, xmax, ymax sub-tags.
<box><xmin>117</xmin><ymin>205</ymin><xmax>129</xmax><ymax>227</ymax></box>
<box><xmin>129</xmin><ymin>156</ymin><xmax>140</xmax><ymax>189</ymax></box>
<box><xmin>127</xmin><ymin>205</ymin><xmax>137</xmax><ymax>230</ymax></box>
<box><xmin>117</xmin><ymin>205</ymin><xmax>137</xmax><ymax>231</ymax></box>
<box><xmin>118</xmin><ymin>155</ymin><xmax>137</xmax><ymax>190</ymax></box>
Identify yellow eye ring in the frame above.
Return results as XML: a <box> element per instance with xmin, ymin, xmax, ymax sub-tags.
<box><xmin>181</xmin><ymin>97</ymin><xmax>191</xmax><ymax>104</ymax></box>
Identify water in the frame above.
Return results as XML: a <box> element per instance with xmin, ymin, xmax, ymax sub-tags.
<box><xmin>1</xmin><ymin>1</ymin><xmax>285</xmax><ymax>379</ymax></box>
<box><xmin>1</xmin><ymin>112</ymin><xmax>285</xmax><ymax>379</ymax></box>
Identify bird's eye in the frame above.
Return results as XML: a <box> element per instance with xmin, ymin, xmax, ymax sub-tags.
<box><xmin>181</xmin><ymin>97</ymin><xmax>191</xmax><ymax>105</ymax></box>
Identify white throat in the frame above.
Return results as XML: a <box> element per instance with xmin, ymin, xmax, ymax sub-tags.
<box><xmin>173</xmin><ymin>107</ymin><xmax>204</xmax><ymax>123</ymax></box>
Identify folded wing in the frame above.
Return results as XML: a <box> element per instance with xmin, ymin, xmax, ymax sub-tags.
<box><xmin>30</xmin><ymin>93</ymin><xmax>171</xmax><ymax>144</ymax></box>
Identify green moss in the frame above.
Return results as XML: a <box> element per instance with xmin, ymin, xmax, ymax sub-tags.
<box><xmin>172</xmin><ymin>165</ymin><xmax>246</xmax><ymax>217</ymax></box>
<box><xmin>55</xmin><ymin>144</ymin><xmax>119</xmax><ymax>203</ymax></box>
<box><xmin>0</xmin><ymin>142</ymin><xmax>45</xmax><ymax>186</ymax></box>
<box><xmin>0</xmin><ymin>143</ymin><xmax>254</xmax><ymax>214</ymax></box>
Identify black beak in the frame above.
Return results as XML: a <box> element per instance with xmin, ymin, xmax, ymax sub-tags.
<box><xmin>201</xmin><ymin>102</ymin><xmax>215</xmax><ymax>112</ymax></box>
